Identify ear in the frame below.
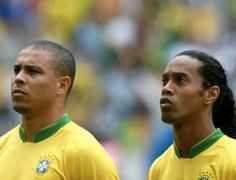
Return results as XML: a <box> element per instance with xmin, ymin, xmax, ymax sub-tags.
<box><xmin>204</xmin><ymin>85</ymin><xmax>220</xmax><ymax>105</ymax></box>
<box><xmin>56</xmin><ymin>76</ymin><xmax>71</xmax><ymax>96</ymax></box>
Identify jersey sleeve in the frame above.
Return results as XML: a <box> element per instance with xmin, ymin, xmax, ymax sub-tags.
<box><xmin>68</xmin><ymin>144</ymin><xmax>119</xmax><ymax>180</ymax></box>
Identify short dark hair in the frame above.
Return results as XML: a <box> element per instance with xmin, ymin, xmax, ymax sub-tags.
<box><xmin>176</xmin><ymin>50</ymin><xmax>236</xmax><ymax>138</ymax></box>
<box><xmin>25</xmin><ymin>40</ymin><xmax>76</xmax><ymax>96</ymax></box>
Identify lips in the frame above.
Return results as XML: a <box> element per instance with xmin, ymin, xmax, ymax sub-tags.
<box><xmin>160</xmin><ymin>97</ymin><xmax>173</xmax><ymax>105</ymax></box>
<box><xmin>12</xmin><ymin>88</ymin><xmax>26</xmax><ymax>96</ymax></box>
<box><xmin>160</xmin><ymin>97</ymin><xmax>174</xmax><ymax>109</ymax></box>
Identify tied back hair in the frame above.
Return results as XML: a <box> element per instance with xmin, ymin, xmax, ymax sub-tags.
<box><xmin>176</xmin><ymin>50</ymin><xmax>236</xmax><ymax>139</ymax></box>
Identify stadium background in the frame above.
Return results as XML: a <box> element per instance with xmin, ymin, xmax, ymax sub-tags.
<box><xmin>0</xmin><ymin>0</ymin><xmax>236</xmax><ymax>179</ymax></box>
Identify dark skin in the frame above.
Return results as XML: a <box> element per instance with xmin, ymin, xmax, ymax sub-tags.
<box><xmin>11</xmin><ymin>48</ymin><xmax>71</xmax><ymax>142</ymax></box>
<box><xmin>160</xmin><ymin>55</ymin><xmax>220</xmax><ymax>157</ymax></box>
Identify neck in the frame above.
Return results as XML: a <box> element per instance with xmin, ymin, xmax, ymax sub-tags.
<box><xmin>21</xmin><ymin>109</ymin><xmax>65</xmax><ymax>142</ymax></box>
<box><xmin>173</xmin><ymin>117</ymin><xmax>215</xmax><ymax>158</ymax></box>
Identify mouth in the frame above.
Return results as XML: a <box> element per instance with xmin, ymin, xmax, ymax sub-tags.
<box><xmin>12</xmin><ymin>88</ymin><xmax>26</xmax><ymax>96</ymax></box>
<box><xmin>160</xmin><ymin>97</ymin><xmax>174</xmax><ymax>108</ymax></box>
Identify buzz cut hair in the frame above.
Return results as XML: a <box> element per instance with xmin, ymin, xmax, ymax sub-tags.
<box><xmin>24</xmin><ymin>40</ymin><xmax>76</xmax><ymax>96</ymax></box>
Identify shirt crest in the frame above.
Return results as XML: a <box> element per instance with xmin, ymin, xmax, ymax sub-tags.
<box><xmin>198</xmin><ymin>171</ymin><xmax>215</xmax><ymax>180</ymax></box>
<box><xmin>36</xmin><ymin>155</ymin><xmax>54</xmax><ymax>176</ymax></box>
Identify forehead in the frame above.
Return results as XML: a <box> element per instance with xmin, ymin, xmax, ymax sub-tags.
<box><xmin>164</xmin><ymin>55</ymin><xmax>202</xmax><ymax>77</ymax></box>
<box><xmin>16</xmin><ymin>48</ymin><xmax>54</xmax><ymax>67</ymax></box>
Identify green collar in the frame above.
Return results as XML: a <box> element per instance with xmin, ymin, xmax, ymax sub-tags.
<box><xmin>174</xmin><ymin>128</ymin><xmax>224</xmax><ymax>159</ymax></box>
<box><xmin>19</xmin><ymin>114</ymin><xmax>71</xmax><ymax>143</ymax></box>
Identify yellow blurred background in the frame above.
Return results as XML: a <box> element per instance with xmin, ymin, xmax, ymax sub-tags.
<box><xmin>1</xmin><ymin>0</ymin><xmax>236</xmax><ymax>179</ymax></box>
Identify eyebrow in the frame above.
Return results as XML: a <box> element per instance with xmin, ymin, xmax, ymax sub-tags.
<box><xmin>162</xmin><ymin>72</ymin><xmax>188</xmax><ymax>78</ymax></box>
<box><xmin>14</xmin><ymin>64</ymin><xmax>43</xmax><ymax>71</ymax></box>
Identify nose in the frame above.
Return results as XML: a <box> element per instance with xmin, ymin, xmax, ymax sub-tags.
<box><xmin>162</xmin><ymin>81</ymin><xmax>174</xmax><ymax>95</ymax></box>
<box><xmin>13</xmin><ymin>71</ymin><xmax>26</xmax><ymax>84</ymax></box>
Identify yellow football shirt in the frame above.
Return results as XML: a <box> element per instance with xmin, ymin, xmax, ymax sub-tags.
<box><xmin>149</xmin><ymin>129</ymin><xmax>236</xmax><ymax>180</ymax></box>
<box><xmin>0</xmin><ymin>114</ymin><xmax>119</xmax><ymax>180</ymax></box>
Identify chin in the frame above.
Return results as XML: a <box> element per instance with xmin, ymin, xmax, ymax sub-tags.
<box><xmin>13</xmin><ymin>105</ymin><xmax>30</xmax><ymax>114</ymax></box>
<box><xmin>161</xmin><ymin>113</ymin><xmax>175</xmax><ymax>124</ymax></box>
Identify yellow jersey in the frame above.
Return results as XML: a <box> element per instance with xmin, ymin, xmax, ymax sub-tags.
<box><xmin>149</xmin><ymin>129</ymin><xmax>236</xmax><ymax>180</ymax></box>
<box><xmin>0</xmin><ymin>114</ymin><xmax>119</xmax><ymax>180</ymax></box>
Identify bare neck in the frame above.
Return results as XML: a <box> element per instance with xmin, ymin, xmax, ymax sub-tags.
<box><xmin>21</xmin><ymin>108</ymin><xmax>65</xmax><ymax>142</ymax></box>
<box><xmin>173</xmin><ymin>116</ymin><xmax>215</xmax><ymax>158</ymax></box>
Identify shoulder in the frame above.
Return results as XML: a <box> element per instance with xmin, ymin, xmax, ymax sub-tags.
<box><xmin>152</xmin><ymin>144</ymin><xmax>174</xmax><ymax>164</ymax></box>
<box><xmin>60</xmin><ymin>122</ymin><xmax>119</xmax><ymax>179</ymax></box>
<box><xmin>69</xmin><ymin>144</ymin><xmax>119</xmax><ymax>179</ymax></box>
<box><xmin>60</xmin><ymin>121</ymin><xmax>101</xmax><ymax>145</ymax></box>
<box><xmin>149</xmin><ymin>145</ymin><xmax>173</xmax><ymax>178</ymax></box>
<box><xmin>218</xmin><ymin>135</ymin><xmax>236</xmax><ymax>153</ymax></box>
<box><xmin>217</xmin><ymin>135</ymin><xmax>236</xmax><ymax>150</ymax></box>
<box><xmin>0</xmin><ymin>125</ymin><xmax>20</xmax><ymax>145</ymax></box>
<box><xmin>59</xmin><ymin>121</ymin><xmax>116</xmax><ymax>163</ymax></box>
<box><xmin>214</xmin><ymin>136</ymin><xmax>236</xmax><ymax>176</ymax></box>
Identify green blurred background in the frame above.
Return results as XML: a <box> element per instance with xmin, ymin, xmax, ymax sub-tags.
<box><xmin>1</xmin><ymin>0</ymin><xmax>236</xmax><ymax>179</ymax></box>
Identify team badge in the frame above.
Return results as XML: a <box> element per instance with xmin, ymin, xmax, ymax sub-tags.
<box><xmin>36</xmin><ymin>160</ymin><xmax>50</xmax><ymax>175</ymax></box>
<box><xmin>198</xmin><ymin>171</ymin><xmax>215</xmax><ymax>180</ymax></box>
<box><xmin>36</xmin><ymin>155</ymin><xmax>54</xmax><ymax>175</ymax></box>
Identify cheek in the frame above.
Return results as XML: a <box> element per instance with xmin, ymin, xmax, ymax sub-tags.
<box><xmin>32</xmin><ymin>82</ymin><xmax>56</xmax><ymax>95</ymax></box>
<box><xmin>178</xmin><ymin>91</ymin><xmax>203</xmax><ymax>107</ymax></box>
<box><xmin>29</xmin><ymin>76</ymin><xmax>58</xmax><ymax>98</ymax></box>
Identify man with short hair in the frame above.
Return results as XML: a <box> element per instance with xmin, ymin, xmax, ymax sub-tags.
<box><xmin>0</xmin><ymin>40</ymin><xmax>119</xmax><ymax>180</ymax></box>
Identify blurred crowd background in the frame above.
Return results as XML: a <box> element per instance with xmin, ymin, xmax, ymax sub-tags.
<box><xmin>0</xmin><ymin>0</ymin><xmax>236</xmax><ymax>179</ymax></box>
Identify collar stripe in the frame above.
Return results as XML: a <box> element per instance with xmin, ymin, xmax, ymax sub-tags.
<box><xmin>19</xmin><ymin>114</ymin><xmax>71</xmax><ymax>143</ymax></box>
<box><xmin>174</xmin><ymin>128</ymin><xmax>224</xmax><ymax>158</ymax></box>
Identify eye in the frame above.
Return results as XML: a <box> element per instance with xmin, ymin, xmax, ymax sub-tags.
<box><xmin>28</xmin><ymin>68</ymin><xmax>40</xmax><ymax>74</ymax></box>
<box><xmin>14</xmin><ymin>66</ymin><xmax>21</xmax><ymax>75</ymax></box>
<box><xmin>176</xmin><ymin>76</ymin><xmax>186</xmax><ymax>84</ymax></box>
<box><xmin>162</xmin><ymin>77</ymin><xmax>168</xmax><ymax>86</ymax></box>
<box><xmin>29</xmin><ymin>69</ymin><xmax>38</xmax><ymax>73</ymax></box>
